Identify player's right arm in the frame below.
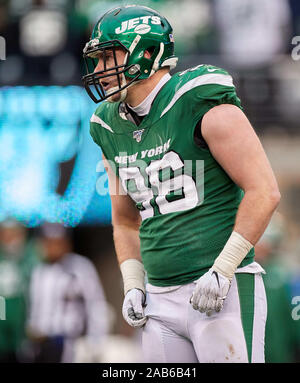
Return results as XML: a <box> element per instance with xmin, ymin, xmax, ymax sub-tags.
<box><xmin>103</xmin><ymin>154</ymin><xmax>147</xmax><ymax>328</ymax></box>
<box><xmin>104</xmin><ymin>153</ymin><xmax>141</xmax><ymax>265</ymax></box>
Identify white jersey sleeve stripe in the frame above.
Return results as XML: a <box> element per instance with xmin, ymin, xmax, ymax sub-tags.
<box><xmin>90</xmin><ymin>113</ymin><xmax>114</xmax><ymax>133</ymax></box>
<box><xmin>160</xmin><ymin>73</ymin><xmax>234</xmax><ymax>118</ymax></box>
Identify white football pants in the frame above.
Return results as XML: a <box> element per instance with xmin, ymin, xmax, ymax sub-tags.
<box><xmin>142</xmin><ymin>269</ymin><xmax>267</xmax><ymax>363</ymax></box>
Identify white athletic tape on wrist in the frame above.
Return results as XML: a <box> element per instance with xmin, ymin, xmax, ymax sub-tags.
<box><xmin>212</xmin><ymin>231</ymin><xmax>253</xmax><ymax>281</ymax></box>
<box><xmin>120</xmin><ymin>259</ymin><xmax>145</xmax><ymax>296</ymax></box>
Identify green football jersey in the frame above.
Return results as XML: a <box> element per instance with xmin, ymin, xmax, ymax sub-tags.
<box><xmin>90</xmin><ymin>64</ymin><xmax>254</xmax><ymax>286</ymax></box>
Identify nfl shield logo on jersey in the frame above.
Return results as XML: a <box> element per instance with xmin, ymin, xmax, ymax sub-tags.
<box><xmin>133</xmin><ymin>129</ymin><xmax>144</xmax><ymax>142</ymax></box>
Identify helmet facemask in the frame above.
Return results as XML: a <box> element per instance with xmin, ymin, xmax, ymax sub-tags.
<box><xmin>82</xmin><ymin>5</ymin><xmax>178</xmax><ymax>104</ymax></box>
<box><xmin>82</xmin><ymin>40</ymin><xmax>142</xmax><ymax>103</ymax></box>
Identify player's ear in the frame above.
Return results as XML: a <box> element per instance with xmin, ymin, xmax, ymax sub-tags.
<box><xmin>144</xmin><ymin>47</ymin><xmax>155</xmax><ymax>59</ymax></box>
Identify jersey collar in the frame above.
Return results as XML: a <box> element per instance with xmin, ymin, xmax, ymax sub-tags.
<box><xmin>125</xmin><ymin>73</ymin><xmax>171</xmax><ymax>117</ymax></box>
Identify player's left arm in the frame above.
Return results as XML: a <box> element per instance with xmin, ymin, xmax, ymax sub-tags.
<box><xmin>202</xmin><ymin>103</ymin><xmax>280</xmax><ymax>245</ymax></box>
<box><xmin>190</xmin><ymin>103</ymin><xmax>280</xmax><ymax>314</ymax></box>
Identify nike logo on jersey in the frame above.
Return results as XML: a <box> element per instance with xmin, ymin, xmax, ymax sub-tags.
<box><xmin>207</xmin><ymin>68</ymin><xmax>218</xmax><ymax>72</ymax></box>
<box><xmin>212</xmin><ymin>271</ymin><xmax>220</xmax><ymax>287</ymax></box>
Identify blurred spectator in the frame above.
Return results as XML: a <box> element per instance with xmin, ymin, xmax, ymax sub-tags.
<box><xmin>0</xmin><ymin>218</ymin><xmax>40</xmax><ymax>362</ymax></box>
<box><xmin>255</xmin><ymin>212</ymin><xmax>300</xmax><ymax>363</ymax></box>
<box><xmin>213</xmin><ymin>0</ymin><xmax>293</xmax><ymax>131</ymax></box>
<box><xmin>213</xmin><ymin>0</ymin><xmax>292</xmax><ymax>69</ymax></box>
<box><xmin>0</xmin><ymin>0</ymin><xmax>89</xmax><ymax>85</ymax></box>
<box><xmin>24</xmin><ymin>222</ymin><xmax>109</xmax><ymax>363</ymax></box>
<box><xmin>289</xmin><ymin>0</ymin><xmax>300</xmax><ymax>35</ymax></box>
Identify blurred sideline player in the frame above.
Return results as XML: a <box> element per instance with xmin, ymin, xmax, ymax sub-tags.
<box><xmin>0</xmin><ymin>219</ymin><xmax>39</xmax><ymax>362</ymax></box>
<box><xmin>83</xmin><ymin>5</ymin><xmax>280</xmax><ymax>362</ymax></box>
<box><xmin>25</xmin><ymin>223</ymin><xmax>109</xmax><ymax>363</ymax></box>
<box><xmin>255</xmin><ymin>212</ymin><xmax>300</xmax><ymax>363</ymax></box>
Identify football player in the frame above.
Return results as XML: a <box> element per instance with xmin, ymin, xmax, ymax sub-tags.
<box><xmin>82</xmin><ymin>5</ymin><xmax>280</xmax><ymax>363</ymax></box>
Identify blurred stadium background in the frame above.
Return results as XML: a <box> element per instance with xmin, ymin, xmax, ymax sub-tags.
<box><xmin>0</xmin><ymin>0</ymin><xmax>300</xmax><ymax>363</ymax></box>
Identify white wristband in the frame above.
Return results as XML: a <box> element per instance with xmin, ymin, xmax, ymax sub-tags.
<box><xmin>212</xmin><ymin>231</ymin><xmax>253</xmax><ymax>281</ymax></box>
<box><xmin>120</xmin><ymin>259</ymin><xmax>146</xmax><ymax>296</ymax></box>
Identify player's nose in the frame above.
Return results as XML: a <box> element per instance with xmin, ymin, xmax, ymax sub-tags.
<box><xmin>94</xmin><ymin>59</ymin><xmax>104</xmax><ymax>73</ymax></box>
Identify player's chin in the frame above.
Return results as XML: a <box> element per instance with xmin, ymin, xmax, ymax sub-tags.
<box><xmin>108</xmin><ymin>92</ymin><xmax>122</xmax><ymax>102</ymax></box>
<box><xmin>107</xmin><ymin>87</ymin><xmax>127</xmax><ymax>103</ymax></box>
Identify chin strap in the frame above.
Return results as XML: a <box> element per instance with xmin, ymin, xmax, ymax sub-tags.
<box><xmin>150</xmin><ymin>43</ymin><xmax>164</xmax><ymax>76</ymax></box>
